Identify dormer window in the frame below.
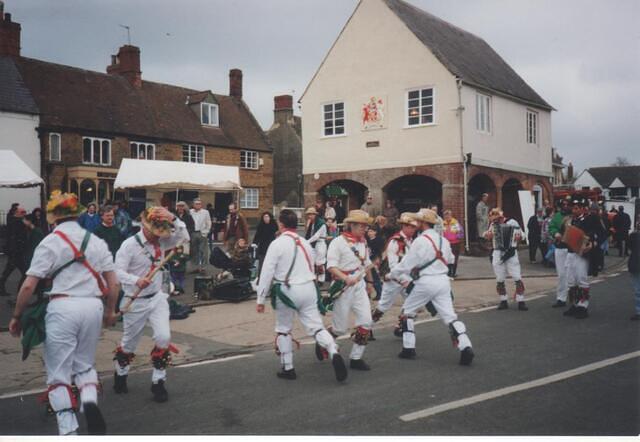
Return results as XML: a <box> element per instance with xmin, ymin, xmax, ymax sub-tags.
<box><xmin>201</xmin><ymin>103</ymin><xmax>219</xmax><ymax>127</ymax></box>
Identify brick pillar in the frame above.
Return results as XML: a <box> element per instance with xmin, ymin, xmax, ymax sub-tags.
<box><xmin>442</xmin><ymin>183</ymin><xmax>465</xmax><ymax>219</ymax></box>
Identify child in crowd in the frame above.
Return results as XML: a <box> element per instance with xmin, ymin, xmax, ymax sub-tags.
<box><xmin>169</xmin><ymin>245</ymin><xmax>189</xmax><ymax>296</ymax></box>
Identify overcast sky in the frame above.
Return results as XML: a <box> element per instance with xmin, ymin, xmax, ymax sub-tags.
<box><xmin>6</xmin><ymin>0</ymin><xmax>639</xmax><ymax>172</ymax></box>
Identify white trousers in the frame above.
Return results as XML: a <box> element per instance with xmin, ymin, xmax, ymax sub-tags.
<box><xmin>116</xmin><ymin>292</ymin><xmax>171</xmax><ymax>383</ymax></box>
<box><xmin>492</xmin><ymin>250</ymin><xmax>524</xmax><ymax>301</ymax></box>
<box><xmin>274</xmin><ymin>281</ymin><xmax>337</xmax><ymax>369</ymax></box>
<box><xmin>554</xmin><ymin>248</ymin><xmax>569</xmax><ymax>302</ymax></box>
<box><xmin>44</xmin><ymin>297</ymin><xmax>103</xmax><ymax>435</ymax></box>
<box><xmin>566</xmin><ymin>252</ymin><xmax>589</xmax><ymax>288</ymax></box>
<box><xmin>313</xmin><ymin>241</ymin><xmax>327</xmax><ymax>265</ymax></box>
<box><xmin>377</xmin><ymin>279</ymin><xmax>406</xmax><ymax>313</ymax></box>
<box><xmin>331</xmin><ymin>280</ymin><xmax>372</xmax><ymax>360</ymax></box>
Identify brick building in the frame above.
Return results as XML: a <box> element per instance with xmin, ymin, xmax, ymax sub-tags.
<box><xmin>0</xmin><ymin>9</ymin><xmax>272</xmax><ymax>222</ymax></box>
<box><xmin>300</xmin><ymin>0</ymin><xmax>554</xmax><ymax>245</ymax></box>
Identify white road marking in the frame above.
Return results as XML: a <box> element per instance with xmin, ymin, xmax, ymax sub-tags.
<box><xmin>471</xmin><ymin>305</ymin><xmax>498</xmax><ymax>313</ymax></box>
<box><xmin>399</xmin><ymin>350</ymin><xmax>640</xmax><ymax>422</ymax></box>
<box><xmin>590</xmin><ymin>279</ymin><xmax>604</xmax><ymax>284</ymax></box>
<box><xmin>176</xmin><ymin>354</ymin><xmax>253</xmax><ymax>369</ymax></box>
<box><xmin>608</xmin><ymin>273</ymin><xmax>620</xmax><ymax>278</ymax></box>
<box><xmin>414</xmin><ymin>317</ymin><xmax>439</xmax><ymax>325</ymax></box>
<box><xmin>0</xmin><ymin>388</ymin><xmax>46</xmax><ymax>401</ymax></box>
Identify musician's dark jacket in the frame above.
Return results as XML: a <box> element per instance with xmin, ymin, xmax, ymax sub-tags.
<box><xmin>629</xmin><ymin>231</ymin><xmax>640</xmax><ymax>274</ymax></box>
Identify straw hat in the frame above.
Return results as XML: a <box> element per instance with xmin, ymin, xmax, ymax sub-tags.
<box><xmin>489</xmin><ymin>208</ymin><xmax>504</xmax><ymax>220</ymax></box>
<box><xmin>343</xmin><ymin>209</ymin><xmax>372</xmax><ymax>225</ymax></box>
<box><xmin>398</xmin><ymin>212</ymin><xmax>418</xmax><ymax>227</ymax></box>
<box><xmin>141</xmin><ymin>206</ymin><xmax>175</xmax><ymax>238</ymax></box>
<box><xmin>417</xmin><ymin>208</ymin><xmax>439</xmax><ymax>225</ymax></box>
<box><xmin>46</xmin><ymin>190</ymin><xmax>86</xmax><ymax>224</ymax></box>
<box><xmin>305</xmin><ymin>207</ymin><xmax>319</xmax><ymax>216</ymax></box>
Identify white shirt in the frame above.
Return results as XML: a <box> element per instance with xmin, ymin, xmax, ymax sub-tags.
<box><xmin>326</xmin><ymin>234</ymin><xmax>371</xmax><ymax>274</ymax></box>
<box><xmin>256</xmin><ymin>231</ymin><xmax>316</xmax><ymax>304</ymax></box>
<box><xmin>26</xmin><ymin>221</ymin><xmax>114</xmax><ymax>297</ymax></box>
<box><xmin>390</xmin><ymin>229</ymin><xmax>454</xmax><ymax>283</ymax></box>
<box><xmin>307</xmin><ymin>223</ymin><xmax>327</xmax><ymax>244</ymax></box>
<box><xmin>386</xmin><ymin>231</ymin><xmax>413</xmax><ymax>270</ymax></box>
<box><xmin>190</xmin><ymin>208</ymin><xmax>212</xmax><ymax>236</ymax></box>
<box><xmin>115</xmin><ymin>218</ymin><xmax>189</xmax><ymax>297</ymax></box>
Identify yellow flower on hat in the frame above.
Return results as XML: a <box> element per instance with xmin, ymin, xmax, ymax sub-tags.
<box><xmin>46</xmin><ymin>191</ymin><xmax>85</xmax><ymax>224</ymax></box>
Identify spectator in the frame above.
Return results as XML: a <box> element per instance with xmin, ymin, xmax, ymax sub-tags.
<box><xmin>31</xmin><ymin>207</ymin><xmax>49</xmax><ymax>233</ymax></box>
<box><xmin>540</xmin><ymin>206</ymin><xmax>554</xmax><ymax>267</ymax></box>
<box><xmin>230</xmin><ymin>238</ymin><xmax>252</xmax><ymax>275</ymax></box>
<box><xmin>324</xmin><ymin>200</ymin><xmax>336</xmax><ymax>221</ymax></box>
<box><xmin>360</xmin><ymin>193</ymin><xmax>380</xmax><ymax>217</ymax></box>
<box><xmin>115</xmin><ymin>201</ymin><xmax>133</xmax><ymax>238</ymax></box>
<box><xmin>78</xmin><ymin>202</ymin><xmax>100</xmax><ymax>232</ymax></box>
<box><xmin>527</xmin><ymin>208</ymin><xmax>544</xmax><ymax>263</ymax></box>
<box><xmin>366</xmin><ymin>226</ymin><xmax>385</xmax><ymax>300</ymax></box>
<box><xmin>326</xmin><ymin>217</ymin><xmax>340</xmax><ymax>242</ymax></box>
<box><xmin>190</xmin><ymin>198</ymin><xmax>212</xmax><ymax>273</ymax></box>
<box><xmin>442</xmin><ymin>209</ymin><xmax>464</xmax><ymax>277</ymax></box>
<box><xmin>252</xmin><ymin>211</ymin><xmax>278</xmax><ymax>276</ymax></box>
<box><xmin>383</xmin><ymin>199</ymin><xmax>399</xmax><ymax>228</ymax></box>
<box><xmin>22</xmin><ymin>213</ymin><xmax>45</xmax><ymax>269</ymax></box>
<box><xmin>169</xmin><ymin>245</ymin><xmax>189</xmax><ymax>296</ymax></box>
<box><xmin>0</xmin><ymin>206</ymin><xmax>28</xmax><ymax>297</ymax></box>
<box><xmin>223</xmin><ymin>202</ymin><xmax>249</xmax><ymax>251</ymax></box>
<box><xmin>333</xmin><ymin>198</ymin><xmax>346</xmax><ymax>224</ymax></box>
<box><xmin>629</xmin><ymin>229</ymin><xmax>640</xmax><ymax>320</ymax></box>
<box><xmin>175</xmin><ymin>201</ymin><xmax>195</xmax><ymax>240</ymax></box>
<box><xmin>94</xmin><ymin>205</ymin><xmax>123</xmax><ymax>259</ymax></box>
<box><xmin>613</xmin><ymin>206</ymin><xmax>632</xmax><ymax>257</ymax></box>
<box><xmin>372</xmin><ymin>215</ymin><xmax>392</xmax><ymax>242</ymax></box>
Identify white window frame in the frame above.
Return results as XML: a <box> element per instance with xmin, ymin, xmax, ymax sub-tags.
<box><xmin>526</xmin><ymin>109</ymin><xmax>538</xmax><ymax>145</ymax></box>
<box><xmin>240</xmin><ymin>188</ymin><xmax>259</xmax><ymax>209</ymax></box>
<box><xmin>475</xmin><ymin>92</ymin><xmax>492</xmax><ymax>134</ymax></box>
<box><xmin>240</xmin><ymin>150</ymin><xmax>259</xmax><ymax>170</ymax></box>
<box><xmin>321</xmin><ymin>101</ymin><xmax>346</xmax><ymax>138</ymax></box>
<box><xmin>49</xmin><ymin>133</ymin><xmax>61</xmax><ymax>161</ymax></box>
<box><xmin>82</xmin><ymin>136</ymin><xmax>111</xmax><ymax>166</ymax></box>
<box><xmin>130</xmin><ymin>141</ymin><xmax>156</xmax><ymax>160</ymax></box>
<box><xmin>201</xmin><ymin>102</ymin><xmax>219</xmax><ymax>127</ymax></box>
<box><xmin>182</xmin><ymin>144</ymin><xmax>205</xmax><ymax>164</ymax></box>
<box><xmin>405</xmin><ymin>86</ymin><xmax>436</xmax><ymax>128</ymax></box>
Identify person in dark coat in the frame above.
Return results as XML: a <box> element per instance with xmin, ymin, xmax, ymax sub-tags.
<box><xmin>252</xmin><ymin>212</ymin><xmax>278</xmax><ymax>277</ymax></box>
<box><xmin>0</xmin><ymin>206</ymin><xmax>28</xmax><ymax>296</ymax></box>
<box><xmin>366</xmin><ymin>225</ymin><xmax>385</xmax><ymax>301</ymax></box>
<box><xmin>31</xmin><ymin>207</ymin><xmax>49</xmax><ymax>233</ymax></box>
<box><xmin>527</xmin><ymin>208</ymin><xmax>543</xmax><ymax>263</ymax></box>
<box><xmin>175</xmin><ymin>201</ymin><xmax>195</xmax><ymax>238</ymax></box>
<box><xmin>629</xmin><ymin>228</ymin><xmax>640</xmax><ymax>320</ymax></box>
<box><xmin>94</xmin><ymin>205</ymin><xmax>124</xmax><ymax>260</ymax></box>
<box><xmin>22</xmin><ymin>213</ymin><xmax>45</xmax><ymax>268</ymax></box>
<box><xmin>583</xmin><ymin>203</ymin><xmax>607</xmax><ymax>277</ymax></box>
<box><xmin>613</xmin><ymin>206</ymin><xmax>632</xmax><ymax>257</ymax></box>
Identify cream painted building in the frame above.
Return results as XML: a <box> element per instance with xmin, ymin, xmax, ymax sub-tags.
<box><xmin>301</xmin><ymin>0</ymin><xmax>554</xmax><ymax>242</ymax></box>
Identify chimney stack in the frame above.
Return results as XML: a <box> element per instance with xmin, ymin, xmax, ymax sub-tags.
<box><xmin>107</xmin><ymin>45</ymin><xmax>142</xmax><ymax>88</ymax></box>
<box><xmin>0</xmin><ymin>3</ymin><xmax>21</xmax><ymax>57</ymax></box>
<box><xmin>273</xmin><ymin>95</ymin><xmax>293</xmax><ymax>124</ymax></box>
<box><xmin>229</xmin><ymin>68</ymin><xmax>243</xmax><ymax>99</ymax></box>
<box><xmin>567</xmin><ymin>162</ymin><xmax>574</xmax><ymax>182</ymax></box>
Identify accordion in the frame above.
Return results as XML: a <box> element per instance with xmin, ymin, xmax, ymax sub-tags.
<box><xmin>562</xmin><ymin>225</ymin><xmax>589</xmax><ymax>254</ymax></box>
<box><xmin>492</xmin><ymin>223</ymin><xmax>518</xmax><ymax>251</ymax></box>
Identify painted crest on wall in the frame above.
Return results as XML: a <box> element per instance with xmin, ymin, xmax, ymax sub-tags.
<box><xmin>361</xmin><ymin>96</ymin><xmax>386</xmax><ymax>130</ymax></box>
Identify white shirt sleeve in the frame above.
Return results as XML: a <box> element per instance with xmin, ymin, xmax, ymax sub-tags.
<box><xmin>115</xmin><ymin>242</ymin><xmax>140</xmax><ymax>286</ymax></box>
<box><xmin>441</xmin><ymin>237</ymin><xmax>455</xmax><ymax>264</ymax></box>
<box><xmin>159</xmin><ymin>218</ymin><xmax>190</xmax><ymax>250</ymax></box>
<box><xmin>386</xmin><ymin>239</ymin><xmax>400</xmax><ymax>269</ymax></box>
<box><xmin>326</xmin><ymin>238</ymin><xmax>340</xmax><ymax>270</ymax></box>
<box><xmin>257</xmin><ymin>239</ymin><xmax>280</xmax><ymax>305</ymax></box>
<box><xmin>25</xmin><ymin>239</ymin><xmax>57</xmax><ymax>279</ymax></box>
<box><xmin>307</xmin><ymin>223</ymin><xmax>326</xmax><ymax>243</ymax></box>
<box><xmin>390</xmin><ymin>237</ymin><xmax>425</xmax><ymax>284</ymax></box>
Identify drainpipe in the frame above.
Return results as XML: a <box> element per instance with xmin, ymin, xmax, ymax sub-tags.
<box><xmin>456</xmin><ymin>78</ymin><xmax>469</xmax><ymax>253</ymax></box>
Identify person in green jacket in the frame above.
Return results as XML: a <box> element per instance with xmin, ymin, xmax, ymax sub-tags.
<box><xmin>94</xmin><ymin>205</ymin><xmax>123</xmax><ymax>260</ymax></box>
<box><xmin>22</xmin><ymin>213</ymin><xmax>45</xmax><ymax>268</ymax></box>
<box><xmin>548</xmin><ymin>199</ymin><xmax>573</xmax><ymax>307</ymax></box>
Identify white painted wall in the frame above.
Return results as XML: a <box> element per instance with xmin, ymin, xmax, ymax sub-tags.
<box><xmin>573</xmin><ymin>170</ymin><xmax>601</xmax><ymax>189</ymax></box>
<box><xmin>0</xmin><ymin>111</ymin><xmax>41</xmax><ymax>218</ymax></box>
<box><xmin>461</xmin><ymin>86</ymin><xmax>552</xmax><ymax>177</ymax></box>
<box><xmin>301</xmin><ymin>0</ymin><xmax>461</xmax><ymax>175</ymax></box>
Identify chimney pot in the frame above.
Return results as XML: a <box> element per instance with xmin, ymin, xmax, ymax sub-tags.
<box><xmin>4</xmin><ymin>13</ymin><xmax>10</xmax><ymax>22</ymax></box>
<box><xmin>107</xmin><ymin>45</ymin><xmax>142</xmax><ymax>88</ymax></box>
<box><xmin>229</xmin><ymin>68</ymin><xmax>243</xmax><ymax>99</ymax></box>
<box><xmin>274</xmin><ymin>95</ymin><xmax>293</xmax><ymax>111</ymax></box>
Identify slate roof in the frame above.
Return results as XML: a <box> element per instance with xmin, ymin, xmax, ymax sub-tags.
<box><xmin>383</xmin><ymin>0</ymin><xmax>552</xmax><ymax>110</ymax></box>
<box><xmin>586</xmin><ymin>166</ymin><xmax>640</xmax><ymax>188</ymax></box>
<box><xmin>0</xmin><ymin>56</ymin><xmax>38</xmax><ymax>115</ymax></box>
<box><xmin>12</xmin><ymin>57</ymin><xmax>270</xmax><ymax>152</ymax></box>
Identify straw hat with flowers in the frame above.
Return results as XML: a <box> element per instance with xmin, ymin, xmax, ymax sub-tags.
<box><xmin>46</xmin><ymin>190</ymin><xmax>85</xmax><ymax>224</ymax></box>
<box><xmin>141</xmin><ymin>207</ymin><xmax>175</xmax><ymax>238</ymax></box>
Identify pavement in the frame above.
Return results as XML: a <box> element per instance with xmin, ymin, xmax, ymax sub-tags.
<box><xmin>0</xmin><ymin>269</ymin><xmax>637</xmax><ymax>435</ymax></box>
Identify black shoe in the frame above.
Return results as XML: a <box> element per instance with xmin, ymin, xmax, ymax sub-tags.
<box><xmin>574</xmin><ymin>307</ymin><xmax>589</xmax><ymax>319</ymax></box>
<box><xmin>459</xmin><ymin>347</ymin><xmax>475</xmax><ymax>366</ymax></box>
<box><xmin>349</xmin><ymin>359</ymin><xmax>371</xmax><ymax>371</ymax></box>
<box><xmin>276</xmin><ymin>368</ymin><xmax>297</xmax><ymax>380</ymax></box>
<box><xmin>332</xmin><ymin>354</ymin><xmax>348</xmax><ymax>382</ymax></box>
<box><xmin>398</xmin><ymin>348</ymin><xmax>417</xmax><ymax>359</ymax></box>
<box><xmin>315</xmin><ymin>343</ymin><xmax>328</xmax><ymax>361</ymax></box>
<box><xmin>563</xmin><ymin>305</ymin><xmax>577</xmax><ymax>317</ymax></box>
<box><xmin>552</xmin><ymin>300</ymin><xmax>567</xmax><ymax>308</ymax></box>
<box><xmin>630</xmin><ymin>314</ymin><xmax>640</xmax><ymax>321</ymax></box>
<box><xmin>497</xmin><ymin>300</ymin><xmax>508</xmax><ymax>310</ymax></box>
<box><xmin>151</xmin><ymin>380</ymin><xmax>168</xmax><ymax>402</ymax></box>
<box><xmin>518</xmin><ymin>301</ymin><xmax>529</xmax><ymax>311</ymax></box>
<box><xmin>83</xmin><ymin>402</ymin><xmax>106</xmax><ymax>435</ymax></box>
<box><xmin>113</xmin><ymin>373</ymin><xmax>128</xmax><ymax>394</ymax></box>
<box><xmin>393</xmin><ymin>327</ymin><xmax>403</xmax><ymax>338</ymax></box>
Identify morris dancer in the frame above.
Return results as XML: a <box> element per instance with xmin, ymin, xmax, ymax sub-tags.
<box><xmin>483</xmin><ymin>208</ymin><xmax>528</xmax><ymax>311</ymax></box>
<box><xmin>563</xmin><ymin>200</ymin><xmax>594</xmax><ymax>319</ymax></box>
<box><xmin>113</xmin><ymin>207</ymin><xmax>189</xmax><ymax>402</ymax></box>
<box><xmin>326</xmin><ymin>210</ymin><xmax>376</xmax><ymax>371</ymax></box>
<box><xmin>389</xmin><ymin>209</ymin><xmax>474</xmax><ymax>364</ymax></box>
<box><xmin>305</xmin><ymin>207</ymin><xmax>328</xmax><ymax>283</ymax></box>
<box><xmin>256</xmin><ymin>209</ymin><xmax>347</xmax><ymax>382</ymax></box>
<box><xmin>371</xmin><ymin>213</ymin><xmax>418</xmax><ymax>333</ymax></box>
<box><xmin>9</xmin><ymin>191</ymin><xmax>119</xmax><ymax>435</ymax></box>
<box><xmin>548</xmin><ymin>198</ymin><xmax>573</xmax><ymax>308</ymax></box>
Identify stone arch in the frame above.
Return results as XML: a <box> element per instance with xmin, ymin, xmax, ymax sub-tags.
<box><xmin>79</xmin><ymin>179</ymin><xmax>96</xmax><ymax>207</ymax></box>
<box><xmin>383</xmin><ymin>174</ymin><xmax>442</xmax><ymax>213</ymax></box>
<box><xmin>319</xmin><ymin>179</ymin><xmax>368</xmax><ymax>214</ymax></box>
<box><xmin>468</xmin><ymin>173</ymin><xmax>497</xmax><ymax>241</ymax></box>
<box><xmin>502</xmin><ymin>178</ymin><xmax>524</xmax><ymax>227</ymax></box>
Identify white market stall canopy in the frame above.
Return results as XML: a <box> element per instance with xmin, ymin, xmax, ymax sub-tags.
<box><xmin>114</xmin><ymin>159</ymin><xmax>242</xmax><ymax>192</ymax></box>
<box><xmin>0</xmin><ymin>150</ymin><xmax>44</xmax><ymax>188</ymax></box>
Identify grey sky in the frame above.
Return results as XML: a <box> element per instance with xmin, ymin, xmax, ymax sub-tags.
<box><xmin>6</xmin><ymin>0</ymin><xmax>640</xmax><ymax>173</ymax></box>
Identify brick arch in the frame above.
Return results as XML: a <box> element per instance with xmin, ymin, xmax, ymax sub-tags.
<box><xmin>318</xmin><ymin>179</ymin><xmax>368</xmax><ymax>212</ymax></box>
<box><xmin>382</xmin><ymin>174</ymin><xmax>443</xmax><ymax>213</ymax></box>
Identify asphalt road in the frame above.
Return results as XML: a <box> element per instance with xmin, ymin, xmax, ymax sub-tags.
<box><xmin>0</xmin><ymin>272</ymin><xmax>638</xmax><ymax>436</ymax></box>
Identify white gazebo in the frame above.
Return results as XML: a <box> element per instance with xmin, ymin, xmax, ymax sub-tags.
<box><xmin>0</xmin><ymin>150</ymin><xmax>44</xmax><ymax>222</ymax></box>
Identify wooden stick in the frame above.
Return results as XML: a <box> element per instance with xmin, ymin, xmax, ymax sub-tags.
<box><xmin>118</xmin><ymin>248</ymin><xmax>178</xmax><ymax>315</ymax></box>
